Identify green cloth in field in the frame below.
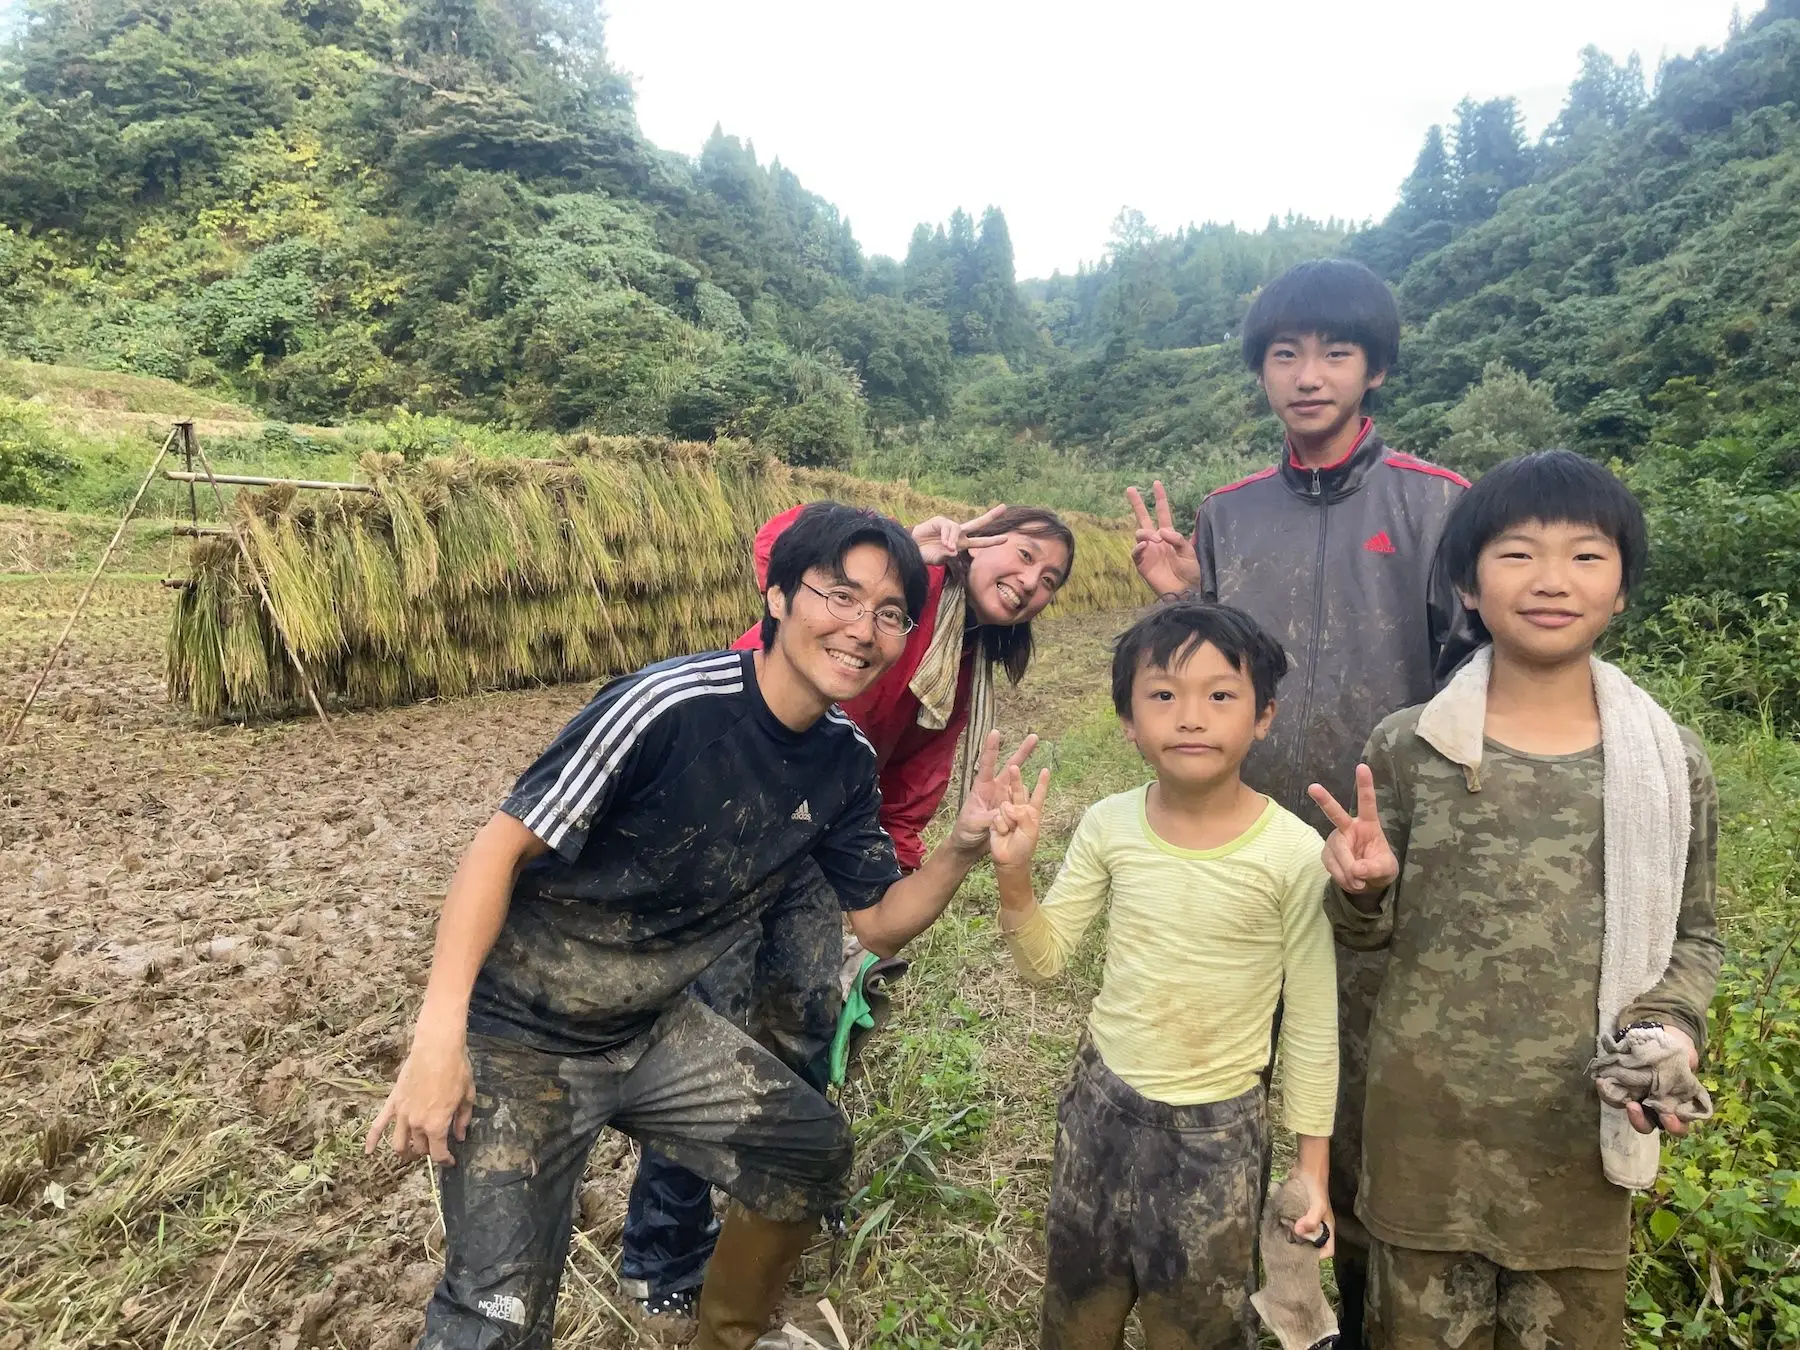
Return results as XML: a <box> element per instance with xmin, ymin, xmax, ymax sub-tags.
<box><xmin>830</xmin><ymin>952</ymin><xmax>881</xmax><ymax>1086</ymax></box>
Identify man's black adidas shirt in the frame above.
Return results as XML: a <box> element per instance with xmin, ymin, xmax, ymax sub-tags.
<box><xmin>470</xmin><ymin>649</ymin><xmax>902</xmax><ymax>1053</ymax></box>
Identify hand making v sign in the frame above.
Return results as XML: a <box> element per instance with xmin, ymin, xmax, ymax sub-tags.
<box><xmin>911</xmin><ymin>505</ymin><xmax>1012</xmax><ymax>567</ymax></box>
<box><xmin>947</xmin><ymin>729</ymin><xmax>1044</xmax><ymax>856</ymax></box>
<box><xmin>1124</xmin><ymin>480</ymin><xmax>1201</xmax><ymax>598</ymax></box>
<box><xmin>1308</xmin><ymin>763</ymin><xmax>1400</xmax><ymax>898</ymax></box>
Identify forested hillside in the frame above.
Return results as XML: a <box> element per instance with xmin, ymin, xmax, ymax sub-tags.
<box><xmin>3</xmin><ymin>0</ymin><xmax>1799</xmax><ymax>733</ymax></box>
<box><xmin>7</xmin><ymin>0</ymin><xmax>1800</xmax><ymax>474</ymax></box>
<box><xmin>0</xmin><ymin>0</ymin><xmax>1053</xmax><ymax>456</ymax></box>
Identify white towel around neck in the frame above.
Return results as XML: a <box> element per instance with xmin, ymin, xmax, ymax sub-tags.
<box><xmin>1415</xmin><ymin>646</ymin><xmax>1692</xmax><ymax>1189</ymax></box>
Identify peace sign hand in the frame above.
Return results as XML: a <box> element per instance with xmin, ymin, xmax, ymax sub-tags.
<box><xmin>1124</xmin><ymin>480</ymin><xmax>1201</xmax><ymax>598</ymax></box>
<box><xmin>913</xmin><ymin>505</ymin><xmax>1010</xmax><ymax>566</ymax></box>
<box><xmin>1307</xmin><ymin>764</ymin><xmax>1399</xmax><ymax>895</ymax></box>
<box><xmin>949</xmin><ymin>730</ymin><xmax>1041</xmax><ymax>855</ymax></box>
<box><xmin>987</xmin><ymin>760</ymin><xmax>1051</xmax><ymax>871</ymax></box>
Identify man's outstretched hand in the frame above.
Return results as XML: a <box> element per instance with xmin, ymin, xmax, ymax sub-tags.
<box><xmin>1125</xmin><ymin>480</ymin><xmax>1201</xmax><ymax>599</ymax></box>
<box><xmin>1309</xmin><ymin>764</ymin><xmax>1399</xmax><ymax>896</ymax></box>
<box><xmin>365</xmin><ymin>1029</ymin><xmax>475</xmax><ymax>1166</ymax></box>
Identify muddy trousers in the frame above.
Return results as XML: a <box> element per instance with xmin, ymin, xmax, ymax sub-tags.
<box><xmin>1329</xmin><ymin>943</ymin><xmax>1389</xmax><ymax>1350</ymax></box>
<box><xmin>417</xmin><ymin>997</ymin><xmax>852</xmax><ymax>1350</ymax></box>
<box><xmin>1366</xmin><ymin>1243</ymin><xmax>1626</xmax><ymax>1350</ymax></box>
<box><xmin>1042</xmin><ymin>1041</ymin><xmax>1268</xmax><ymax>1350</ymax></box>
<box><xmin>619</xmin><ymin>865</ymin><xmax>843</xmax><ymax>1301</ymax></box>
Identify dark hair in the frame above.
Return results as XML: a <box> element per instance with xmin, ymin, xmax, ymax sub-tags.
<box><xmin>1110</xmin><ymin>601</ymin><xmax>1288</xmax><ymax>717</ymax></box>
<box><xmin>760</xmin><ymin>501</ymin><xmax>928</xmax><ymax>649</ymax></box>
<box><xmin>1437</xmin><ymin>450</ymin><xmax>1647</xmax><ymax>637</ymax></box>
<box><xmin>1241</xmin><ymin>258</ymin><xmax>1401</xmax><ymax>377</ymax></box>
<box><xmin>948</xmin><ymin>506</ymin><xmax>1079</xmax><ymax>685</ymax></box>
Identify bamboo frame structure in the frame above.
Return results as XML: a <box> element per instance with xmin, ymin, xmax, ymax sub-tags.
<box><xmin>5</xmin><ymin>427</ymin><xmax>180</xmax><ymax>746</ymax></box>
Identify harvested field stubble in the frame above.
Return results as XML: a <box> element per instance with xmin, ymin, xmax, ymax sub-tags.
<box><xmin>2</xmin><ymin>585</ymin><xmax>1139</xmax><ymax>1350</ymax></box>
<box><xmin>164</xmin><ymin>437</ymin><xmax>1143</xmax><ymax>722</ymax></box>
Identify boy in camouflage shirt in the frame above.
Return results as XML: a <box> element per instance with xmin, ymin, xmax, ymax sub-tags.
<box><xmin>1310</xmin><ymin>451</ymin><xmax>1721</xmax><ymax>1349</ymax></box>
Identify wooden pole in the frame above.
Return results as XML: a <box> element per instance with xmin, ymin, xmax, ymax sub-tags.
<box><xmin>4</xmin><ymin>427</ymin><xmax>180</xmax><ymax>747</ymax></box>
<box><xmin>181</xmin><ymin>417</ymin><xmax>197</xmax><ymax>523</ymax></box>
<box><xmin>162</xmin><ymin>470</ymin><xmax>375</xmax><ymax>493</ymax></box>
<box><xmin>182</xmin><ymin>424</ymin><xmax>339</xmax><ymax>740</ymax></box>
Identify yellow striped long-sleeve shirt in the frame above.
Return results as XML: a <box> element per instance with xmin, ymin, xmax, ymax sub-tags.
<box><xmin>1004</xmin><ymin>786</ymin><xmax>1338</xmax><ymax>1135</ymax></box>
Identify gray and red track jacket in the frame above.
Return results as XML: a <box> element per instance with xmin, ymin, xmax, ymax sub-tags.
<box><xmin>1194</xmin><ymin>419</ymin><xmax>1474</xmax><ymax>828</ymax></box>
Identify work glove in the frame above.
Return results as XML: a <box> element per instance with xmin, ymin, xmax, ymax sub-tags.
<box><xmin>1588</xmin><ymin>1023</ymin><xmax>1713</xmax><ymax>1125</ymax></box>
<box><xmin>829</xmin><ymin>940</ymin><xmax>908</xmax><ymax>1086</ymax></box>
<box><xmin>1251</xmin><ymin>1176</ymin><xmax>1339</xmax><ymax>1350</ymax></box>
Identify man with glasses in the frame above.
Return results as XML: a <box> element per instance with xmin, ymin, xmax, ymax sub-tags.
<box><xmin>620</xmin><ymin>501</ymin><xmax>1068</xmax><ymax>1321</ymax></box>
<box><xmin>367</xmin><ymin>502</ymin><xmax>1045</xmax><ymax>1350</ymax></box>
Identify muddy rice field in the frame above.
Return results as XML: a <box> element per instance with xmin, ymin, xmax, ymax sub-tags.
<box><xmin>1</xmin><ymin>543</ymin><xmax>1124</xmax><ymax>1350</ymax></box>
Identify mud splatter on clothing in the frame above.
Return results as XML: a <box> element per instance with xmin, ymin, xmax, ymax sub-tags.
<box><xmin>1327</xmin><ymin>707</ymin><xmax>1720</xmax><ymax>1270</ymax></box>
<box><xmin>1193</xmin><ymin>422</ymin><xmax>1473</xmax><ymax>1308</ymax></box>
<box><xmin>1366</xmin><ymin>1241</ymin><xmax>1626</xmax><ymax>1350</ymax></box>
<box><xmin>420</xmin><ymin>1000</ymin><xmax>852</xmax><ymax>1349</ymax></box>
<box><xmin>471</xmin><ymin>649</ymin><xmax>901</xmax><ymax>1055</ymax></box>
<box><xmin>1042</xmin><ymin>1041</ymin><xmax>1268</xmax><ymax>1350</ymax></box>
<box><xmin>619</xmin><ymin>862</ymin><xmax>844</xmax><ymax>1298</ymax></box>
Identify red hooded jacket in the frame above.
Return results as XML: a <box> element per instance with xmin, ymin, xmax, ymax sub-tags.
<box><xmin>730</xmin><ymin>504</ymin><xmax>975</xmax><ymax>871</ymax></box>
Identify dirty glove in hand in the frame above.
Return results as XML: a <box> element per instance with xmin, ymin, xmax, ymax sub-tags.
<box><xmin>1251</xmin><ymin>1176</ymin><xmax>1339</xmax><ymax>1350</ymax></box>
<box><xmin>1588</xmin><ymin>1024</ymin><xmax>1712</xmax><ymax>1125</ymax></box>
<box><xmin>829</xmin><ymin>948</ymin><xmax>908</xmax><ymax>1086</ymax></box>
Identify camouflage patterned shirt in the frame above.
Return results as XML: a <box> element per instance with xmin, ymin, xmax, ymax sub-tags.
<box><xmin>1325</xmin><ymin>705</ymin><xmax>1721</xmax><ymax>1269</ymax></box>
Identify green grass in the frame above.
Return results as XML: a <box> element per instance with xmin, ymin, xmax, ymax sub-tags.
<box><xmin>0</xmin><ymin>358</ymin><xmax>254</xmax><ymax>420</ymax></box>
<box><xmin>0</xmin><ymin>357</ymin><xmax>572</xmax><ymax>520</ymax></box>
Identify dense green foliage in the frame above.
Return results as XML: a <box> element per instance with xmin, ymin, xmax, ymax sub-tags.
<box><xmin>0</xmin><ymin>0</ymin><xmax>970</xmax><ymax>461</ymax></box>
<box><xmin>4</xmin><ymin>0</ymin><xmax>1797</xmax><ymax>742</ymax></box>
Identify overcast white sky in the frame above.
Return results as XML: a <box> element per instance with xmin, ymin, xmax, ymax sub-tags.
<box><xmin>607</xmin><ymin>0</ymin><xmax>1757</xmax><ymax>278</ymax></box>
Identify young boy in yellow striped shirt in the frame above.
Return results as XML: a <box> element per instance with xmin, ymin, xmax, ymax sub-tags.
<box><xmin>990</xmin><ymin>601</ymin><xmax>1338</xmax><ymax>1349</ymax></box>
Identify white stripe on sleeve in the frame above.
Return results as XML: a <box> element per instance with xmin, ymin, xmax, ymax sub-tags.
<box><xmin>522</xmin><ymin>653</ymin><xmax>742</xmax><ymax>839</ymax></box>
<box><xmin>826</xmin><ymin>706</ymin><xmax>877</xmax><ymax>759</ymax></box>
<box><xmin>539</xmin><ymin>673</ymin><xmax>745</xmax><ymax>852</ymax></box>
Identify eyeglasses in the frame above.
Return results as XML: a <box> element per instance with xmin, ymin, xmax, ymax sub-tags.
<box><xmin>800</xmin><ymin>581</ymin><xmax>916</xmax><ymax>637</ymax></box>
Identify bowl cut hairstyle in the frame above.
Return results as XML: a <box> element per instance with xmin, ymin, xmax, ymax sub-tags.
<box><xmin>1111</xmin><ymin>600</ymin><xmax>1289</xmax><ymax>718</ymax></box>
<box><xmin>1437</xmin><ymin>450</ymin><xmax>1648</xmax><ymax>620</ymax></box>
<box><xmin>1241</xmin><ymin>258</ymin><xmax>1401</xmax><ymax>377</ymax></box>
<box><xmin>760</xmin><ymin>501</ymin><xmax>928</xmax><ymax>650</ymax></box>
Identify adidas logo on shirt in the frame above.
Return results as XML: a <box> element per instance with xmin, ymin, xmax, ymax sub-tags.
<box><xmin>791</xmin><ymin>800</ymin><xmax>812</xmax><ymax>822</ymax></box>
<box><xmin>1363</xmin><ymin>530</ymin><xmax>1396</xmax><ymax>555</ymax></box>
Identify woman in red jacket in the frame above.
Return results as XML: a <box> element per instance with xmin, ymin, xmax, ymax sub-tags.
<box><xmin>620</xmin><ymin>501</ymin><xmax>1076</xmax><ymax>1318</ymax></box>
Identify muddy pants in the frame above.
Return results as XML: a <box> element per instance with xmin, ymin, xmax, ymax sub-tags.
<box><xmin>1043</xmin><ymin>1040</ymin><xmax>1268</xmax><ymax>1350</ymax></box>
<box><xmin>1330</xmin><ymin>943</ymin><xmax>1389</xmax><ymax>1350</ymax></box>
<box><xmin>618</xmin><ymin>864</ymin><xmax>843</xmax><ymax>1301</ymax></box>
<box><xmin>418</xmin><ymin>995</ymin><xmax>852</xmax><ymax>1350</ymax></box>
<box><xmin>1366</xmin><ymin>1242</ymin><xmax>1626</xmax><ymax>1350</ymax></box>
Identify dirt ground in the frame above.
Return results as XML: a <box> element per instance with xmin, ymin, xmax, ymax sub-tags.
<box><xmin>0</xmin><ymin>561</ymin><xmax>1126</xmax><ymax>1350</ymax></box>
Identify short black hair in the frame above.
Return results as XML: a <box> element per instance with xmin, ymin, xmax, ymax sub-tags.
<box><xmin>1241</xmin><ymin>259</ymin><xmax>1401</xmax><ymax>376</ymax></box>
<box><xmin>761</xmin><ymin>501</ymin><xmax>928</xmax><ymax>649</ymax></box>
<box><xmin>1111</xmin><ymin>601</ymin><xmax>1288</xmax><ymax>717</ymax></box>
<box><xmin>1437</xmin><ymin>450</ymin><xmax>1648</xmax><ymax>615</ymax></box>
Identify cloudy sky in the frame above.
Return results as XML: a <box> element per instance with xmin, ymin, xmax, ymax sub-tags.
<box><xmin>607</xmin><ymin>0</ymin><xmax>1756</xmax><ymax>278</ymax></box>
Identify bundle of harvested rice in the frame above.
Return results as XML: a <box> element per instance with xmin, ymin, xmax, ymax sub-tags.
<box><xmin>166</xmin><ymin>437</ymin><xmax>1146</xmax><ymax>721</ymax></box>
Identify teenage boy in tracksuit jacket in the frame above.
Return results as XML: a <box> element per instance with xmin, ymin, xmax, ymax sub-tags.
<box><xmin>1127</xmin><ymin>258</ymin><xmax>1474</xmax><ymax>1347</ymax></box>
